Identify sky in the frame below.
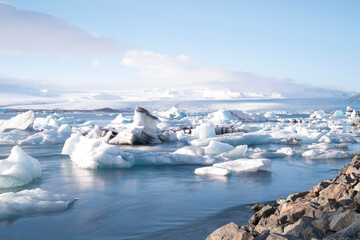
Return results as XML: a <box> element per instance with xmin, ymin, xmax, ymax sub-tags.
<box><xmin>0</xmin><ymin>0</ymin><xmax>359</xmax><ymax>93</ymax></box>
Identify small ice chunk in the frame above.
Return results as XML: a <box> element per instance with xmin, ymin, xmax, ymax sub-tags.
<box><xmin>194</xmin><ymin>167</ymin><xmax>231</xmax><ymax>176</ymax></box>
<box><xmin>0</xmin><ymin>146</ymin><xmax>41</xmax><ymax>188</ymax></box>
<box><xmin>276</xmin><ymin>147</ymin><xmax>293</xmax><ymax>156</ymax></box>
<box><xmin>0</xmin><ymin>188</ymin><xmax>74</xmax><ymax>216</ymax></box>
<box><xmin>204</xmin><ymin>140</ymin><xmax>235</xmax><ymax>156</ymax></box>
<box><xmin>62</xmin><ymin>134</ymin><xmax>132</xmax><ymax>169</ymax></box>
<box><xmin>310</xmin><ymin>110</ymin><xmax>326</xmax><ymax>119</ymax></box>
<box><xmin>193</xmin><ymin>122</ymin><xmax>216</xmax><ymax>139</ymax></box>
<box><xmin>158</xmin><ymin>106</ymin><xmax>187</xmax><ymax>120</ymax></box>
<box><xmin>302</xmin><ymin>149</ymin><xmax>351</xmax><ymax>159</ymax></box>
<box><xmin>19</xmin><ymin>129</ymin><xmax>69</xmax><ymax>145</ymax></box>
<box><xmin>174</xmin><ymin>146</ymin><xmax>205</xmax><ymax>155</ymax></box>
<box><xmin>217</xmin><ymin>145</ymin><xmax>248</xmax><ymax>159</ymax></box>
<box><xmin>111</xmin><ymin>113</ymin><xmax>133</xmax><ymax>124</ymax></box>
<box><xmin>0</xmin><ymin>111</ymin><xmax>34</xmax><ymax>133</ymax></box>
<box><xmin>58</xmin><ymin>124</ymin><xmax>72</xmax><ymax>135</ymax></box>
<box><xmin>86</xmin><ymin>125</ymin><xmax>102</xmax><ymax>139</ymax></box>
<box><xmin>307</xmin><ymin>143</ymin><xmax>349</xmax><ymax>150</ymax></box>
<box><xmin>208</xmin><ymin>110</ymin><xmax>238</xmax><ymax>123</ymax></box>
<box><xmin>214</xmin><ymin>158</ymin><xmax>271</xmax><ymax>172</ymax></box>
<box><xmin>331</xmin><ymin>110</ymin><xmax>346</xmax><ymax>119</ymax></box>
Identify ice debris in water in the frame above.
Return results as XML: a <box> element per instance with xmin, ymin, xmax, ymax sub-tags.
<box><xmin>204</xmin><ymin>140</ymin><xmax>234</xmax><ymax>156</ymax></box>
<box><xmin>195</xmin><ymin>158</ymin><xmax>271</xmax><ymax>176</ymax></box>
<box><xmin>174</xmin><ymin>146</ymin><xmax>205</xmax><ymax>156</ymax></box>
<box><xmin>217</xmin><ymin>145</ymin><xmax>248</xmax><ymax>159</ymax></box>
<box><xmin>276</xmin><ymin>147</ymin><xmax>294</xmax><ymax>156</ymax></box>
<box><xmin>158</xmin><ymin>106</ymin><xmax>187</xmax><ymax>120</ymax></box>
<box><xmin>331</xmin><ymin>110</ymin><xmax>346</xmax><ymax>119</ymax></box>
<box><xmin>192</xmin><ymin>122</ymin><xmax>216</xmax><ymax>139</ymax></box>
<box><xmin>302</xmin><ymin>149</ymin><xmax>354</xmax><ymax>160</ymax></box>
<box><xmin>0</xmin><ymin>111</ymin><xmax>34</xmax><ymax>133</ymax></box>
<box><xmin>0</xmin><ymin>188</ymin><xmax>74</xmax><ymax>216</ymax></box>
<box><xmin>111</xmin><ymin>113</ymin><xmax>133</xmax><ymax>124</ymax></box>
<box><xmin>0</xmin><ymin>146</ymin><xmax>41</xmax><ymax>188</ymax></box>
<box><xmin>109</xmin><ymin>107</ymin><xmax>161</xmax><ymax>145</ymax></box>
<box><xmin>310</xmin><ymin>110</ymin><xmax>326</xmax><ymax>119</ymax></box>
<box><xmin>62</xmin><ymin>134</ymin><xmax>132</xmax><ymax>169</ymax></box>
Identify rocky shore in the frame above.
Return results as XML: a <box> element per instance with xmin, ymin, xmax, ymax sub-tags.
<box><xmin>206</xmin><ymin>155</ymin><xmax>360</xmax><ymax>240</ymax></box>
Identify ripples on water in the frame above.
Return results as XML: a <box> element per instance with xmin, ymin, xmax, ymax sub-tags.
<box><xmin>0</xmin><ymin>98</ymin><xmax>359</xmax><ymax>239</ymax></box>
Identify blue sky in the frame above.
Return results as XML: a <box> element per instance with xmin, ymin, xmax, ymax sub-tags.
<box><xmin>1</xmin><ymin>0</ymin><xmax>359</xmax><ymax>92</ymax></box>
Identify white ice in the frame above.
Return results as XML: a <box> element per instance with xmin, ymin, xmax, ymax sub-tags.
<box><xmin>62</xmin><ymin>134</ymin><xmax>132</xmax><ymax>169</ymax></box>
<box><xmin>204</xmin><ymin>140</ymin><xmax>235</xmax><ymax>156</ymax></box>
<box><xmin>174</xmin><ymin>146</ymin><xmax>205</xmax><ymax>155</ymax></box>
<box><xmin>0</xmin><ymin>111</ymin><xmax>34</xmax><ymax>133</ymax></box>
<box><xmin>0</xmin><ymin>146</ymin><xmax>41</xmax><ymax>188</ymax></box>
<box><xmin>0</xmin><ymin>188</ymin><xmax>74</xmax><ymax>216</ymax></box>
<box><xmin>111</xmin><ymin>113</ymin><xmax>133</xmax><ymax>124</ymax></box>
<box><xmin>195</xmin><ymin>158</ymin><xmax>271</xmax><ymax>176</ymax></box>
<box><xmin>217</xmin><ymin>145</ymin><xmax>248</xmax><ymax>159</ymax></box>
<box><xmin>331</xmin><ymin>110</ymin><xmax>346</xmax><ymax>119</ymax></box>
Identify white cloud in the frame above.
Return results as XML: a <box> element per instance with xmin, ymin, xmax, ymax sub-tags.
<box><xmin>0</xmin><ymin>2</ymin><xmax>118</xmax><ymax>55</ymax></box>
<box><xmin>120</xmin><ymin>50</ymin><xmax>309</xmax><ymax>95</ymax></box>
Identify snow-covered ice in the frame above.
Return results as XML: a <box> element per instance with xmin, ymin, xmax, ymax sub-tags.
<box><xmin>0</xmin><ymin>146</ymin><xmax>41</xmax><ymax>188</ymax></box>
<box><xmin>0</xmin><ymin>188</ymin><xmax>74</xmax><ymax>216</ymax></box>
<box><xmin>0</xmin><ymin>111</ymin><xmax>34</xmax><ymax>133</ymax></box>
<box><xmin>62</xmin><ymin>134</ymin><xmax>131</xmax><ymax>169</ymax></box>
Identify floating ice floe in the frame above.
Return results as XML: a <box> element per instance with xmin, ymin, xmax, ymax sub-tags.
<box><xmin>174</xmin><ymin>146</ymin><xmax>205</xmax><ymax>155</ymax></box>
<box><xmin>204</xmin><ymin>140</ymin><xmax>234</xmax><ymax>156</ymax></box>
<box><xmin>0</xmin><ymin>111</ymin><xmax>34</xmax><ymax>133</ymax></box>
<box><xmin>109</xmin><ymin>107</ymin><xmax>161</xmax><ymax>145</ymax></box>
<box><xmin>62</xmin><ymin>134</ymin><xmax>131</xmax><ymax>169</ymax></box>
<box><xmin>111</xmin><ymin>113</ymin><xmax>133</xmax><ymax>124</ymax></box>
<box><xmin>157</xmin><ymin>106</ymin><xmax>187</xmax><ymax>120</ymax></box>
<box><xmin>209</xmin><ymin>109</ymin><xmax>267</xmax><ymax>124</ymax></box>
<box><xmin>192</xmin><ymin>122</ymin><xmax>216</xmax><ymax>139</ymax></box>
<box><xmin>249</xmin><ymin>151</ymin><xmax>287</xmax><ymax>159</ymax></box>
<box><xmin>302</xmin><ymin>149</ymin><xmax>354</xmax><ymax>160</ymax></box>
<box><xmin>310</xmin><ymin>110</ymin><xmax>326</xmax><ymax>119</ymax></box>
<box><xmin>0</xmin><ymin>130</ymin><xmax>31</xmax><ymax>144</ymax></box>
<box><xmin>63</xmin><ymin>134</ymin><xmax>219</xmax><ymax>169</ymax></box>
<box><xmin>217</xmin><ymin>145</ymin><xmax>248</xmax><ymax>159</ymax></box>
<box><xmin>195</xmin><ymin>158</ymin><xmax>271</xmax><ymax>176</ymax></box>
<box><xmin>0</xmin><ymin>146</ymin><xmax>41</xmax><ymax>188</ymax></box>
<box><xmin>0</xmin><ymin>188</ymin><xmax>74</xmax><ymax>216</ymax></box>
<box><xmin>276</xmin><ymin>147</ymin><xmax>294</xmax><ymax>156</ymax></box>
<box><xmin>331</xmin><ymin>110</ymin><xmax>346</xmax><ymax>119</ymax></box>
<box><xmin>307</xmin><ymin>143</ymin><xmax>349</xmax><ymax>150</ymax></box>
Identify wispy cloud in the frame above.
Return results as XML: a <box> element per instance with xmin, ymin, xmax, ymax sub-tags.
<box><xmin>0</xmin><ymin>2</ymin><xmax>119</xmax><ymax>55</ymax></box>
<box><xmin>120</xmin><ymin>50</ymin><xmax>305</xmax><ymax>94</ymax></box>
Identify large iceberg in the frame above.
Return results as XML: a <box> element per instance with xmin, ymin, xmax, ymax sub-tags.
<box><xmin>0</xmin><ymin>188</ymin><xmax>74</xmax><ymax>216</ymax></box>
<box><xmin>0</xmin><ymin>146</ymin><xmax>41</xmax><ymax>188</ymax></box>
<box><xmin>62</xmin><ymin>134</ymin><xmax>131</xmax><ymax>169</ymax></box>
<box><xmin>0</xmin><ymin>111</ymin><xmax>34</xmax><ymax>133</ymax></box>
<box><xmin>109</xmin><ymin>107</ymin><xmax>161</xmax><ymax>145</ymax></box>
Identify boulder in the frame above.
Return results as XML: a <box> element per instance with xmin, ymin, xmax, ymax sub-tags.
<box><xmin>206</xmin><ymin>222</ymin><xmax>240</xmax><ymax>240</ymax></box>
<box><xmin>325</xmin><ymin>218</ymin><xmax>360</xmax><ymax>239</ymax></box>
<box><xmin>329</xmin><ymin>209</ymin><xmax>360</xmax><ymax>231</ymax></box>
<box><xmin>249</xmin><ymin>205</ymin><xmax>276</xmax><ymax>225</ymax></box>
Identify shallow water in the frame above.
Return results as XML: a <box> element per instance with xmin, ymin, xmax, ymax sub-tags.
<box><xmin>0</xmin><ymin>98</ymin><xmax>359</xmax><ymax>239</ymax></box>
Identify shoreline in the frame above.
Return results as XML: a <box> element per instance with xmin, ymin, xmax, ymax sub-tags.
<box><xmin>206</xmin><ymin>155</ymin><xmax>360</xmax><ymax>240</ymax></box>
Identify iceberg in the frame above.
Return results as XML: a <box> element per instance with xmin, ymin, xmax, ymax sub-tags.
<box><xmin>194</xmin><ymin>166</ymin><xmax>232</xmax><ymax>176</ymax></box>
<box><xmin>109</xmin><ymin>107</ymin><xmax>161</xmax><ymax>145</ymax></box>
<box><xmin>331</xmin><ymin>110</ymin><xmax>346</xmax><ymax>119</ymax></box>
<box><xmin>195</xmin><ymin>158</ymin><xmax>271</xmax><ymax>176</ymax></box>
<box><xmin>276</xmin><ymin>147</ymin><xmax>294</xmax><ymax>156</ymax></box>
<box><xmin>19</xmin><ymin>129</ymin><xmax>70</xmax><ymax>145</ymax></box>
<box><xmin>158</xmin><ymin>106</ymin><xmax>187</xmax><ymax>120</ymax></box>
<box><xmin>111</xmin><ymin>113</ymin><xmax>133</xmax><ymax>124</ymax></box>
<box><xmin>192</xmin><ymin>122</ymin><xmax>216</xmax><ymax>139</ymax></box>
<box><xmin>0</xmin><ymin>111</ymin><xmax>34</xmax><ymax>133</ymax></box>
<box><xmin>209</xmin><ymin>110</ymin><xmax>266</xmax><ymax>123</ymax></box>
<box><xmin>0</xmin><ymin>188</ymin><xmax>74</xmax><ymax>216</ymax></box>
<box><xmin>62</xmin><ymin>134</ymin><xmax>132</xmax><ymax>169</ymax></box>
<box><xmin>0</xmin><ymin>146</ymin><xmax>41</xmax><ymax>188</ymax></box>
<box><xmin>302</xmin><ymin>149</ymin><xmax>352</xmax><ymax>160</ymax></box>
<box><xmin>217</xmin><ymin>145</ymin><xmax>248</xmax><ymax>159</ymax></box>
<box><xmin>204</xmin><ymin>140</ymin><xmax>235</xmax><ymax>156</ymax></box>
<box><xmin>174</xmin><ymin>146</ymin><xmax>205</xmax><ymax>155</ymax></box>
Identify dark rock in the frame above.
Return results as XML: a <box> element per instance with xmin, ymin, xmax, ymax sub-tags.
<box><xmin>249</xmin><ymin>205</ymin><xmax>276</xmax><ymax>225</ymax></box>
<box><xmin>286</xmin><ymin>191</ymin><xmax>309</xmax><ymax>202</ymax></box>
<box><xmin>252</xmin><ymin>203</ymin><xmax>263</xmax><ymax>212</ymax></box>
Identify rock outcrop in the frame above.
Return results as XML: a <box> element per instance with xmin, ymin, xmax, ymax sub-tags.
<box><xmin>206</xmin><ymin>155</ymin><xmax>360</xmax><ymax>240</ymax></box>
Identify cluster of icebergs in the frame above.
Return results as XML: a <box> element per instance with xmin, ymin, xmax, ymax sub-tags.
<box><xmin>0</xmin><ymin>104</ymin><xmax>360</xmax><ymax>218</ymax></box>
